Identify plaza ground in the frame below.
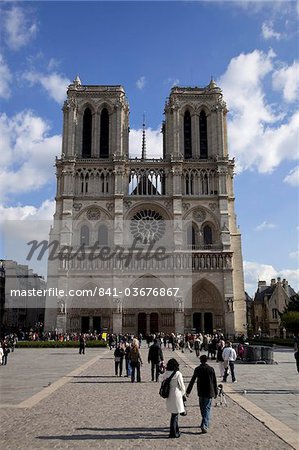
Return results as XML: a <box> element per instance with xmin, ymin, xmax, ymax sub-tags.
<box><xmin>0</xmin><ymin>345</ymin><xmax>298</xmax><ymax>449</ymax></box>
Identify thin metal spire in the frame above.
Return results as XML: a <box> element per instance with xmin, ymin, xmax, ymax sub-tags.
<box><xmin>141</xmin><ymin>112</ymin><xmax>146</xmax><ymax>160</ymax></box>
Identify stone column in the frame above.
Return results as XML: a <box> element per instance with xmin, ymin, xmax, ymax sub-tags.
<box><xmin>175</xmin><ymin>311</ymin><xmax>184</xmax><ymax>334</ymax></box>
<box><xmin>113</xmin><ymin>312</ymin><xmax>122</xmax><ymax>334</ymax></box>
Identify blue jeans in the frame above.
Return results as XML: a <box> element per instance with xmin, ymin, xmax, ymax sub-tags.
<box><xmin>199</xmin><ymin>397</ymin><xmax>212</xmax><ymax>430</ymax></box>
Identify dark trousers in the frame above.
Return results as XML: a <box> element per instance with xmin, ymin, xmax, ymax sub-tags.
<box><xmin>131</xmin><ymin>361</ymin><xmax>141</xmax><ymax>382</ymax></box>
<box><xmin>2</xmin><ymin>354</ymin><xmax>8</xmax><ymax>365</ymax></box>
<box><xmin>223</xmin><ymin>361</ymin><xmax>236</xmax><ymax>382</ymax></box>
<box><xmin>170</xmin><ymin>413</ymin><xmax>179</xmax><ymax>437</ymax></box>
<box><xmin>115</xmin><ymin>359</ymin><xmax>123</xmax><ymax>376</ymax></box>
<box><xmin>79</xmin><ymin>345</ymin><xmax>85</xmax><ymax>354</ymax></box>
<box><xmin>151</xmin><ymin>362</ymin><xmax>160</xmax><ymax>381</ymax></box>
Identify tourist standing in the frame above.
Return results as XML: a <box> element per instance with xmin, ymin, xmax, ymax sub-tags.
<box><xmin>114</xmin><ymin>343</ymin><xmax>125</xmax><ymax>376</ymax></box>
<box><xmin>162</xmin><ymin>358</ymin><xmax>186</xmax><ymax>438</ymax></box>
<box><xmin>186</xmin><ymin>354</ymin><xmax>217</xmax><ymax>433</ymax></box>
<box><xmin>148</xmin><ymin>338</ymin><xmax>164</xmax><ymax>382</ymax></box>
<box><xmin>129</xmin><ymin>338</ymin><xmax>143</xmax><ymax>382</ymax></box>
<box><xmin>222</xmin><ymin>341</ymin><xmax>237</xmax><ymax>383</ymax></box>
<box><xmin>2</xmin><ymin>340</ymin><xmax>10</xmax><ymax>365</ymax></box>
<box><xmin>79</xmin><ymin>334</ymin><xmax>86</xmax><ymax>355</ymax></box>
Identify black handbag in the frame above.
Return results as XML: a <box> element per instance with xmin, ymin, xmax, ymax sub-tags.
<box><xmin>159</xmin><ymin>371</ymin><xmax>176</xmax><ymax>399</ymax></box>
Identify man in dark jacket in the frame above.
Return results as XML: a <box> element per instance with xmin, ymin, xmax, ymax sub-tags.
<box><xmin>186</xmin><ymin>354</ymin><xmax>217</xmax><ymax>433</ymax></box>
<box><xmin>148</xmin><ymin>339</ymin><xmax>164</xmax><ymax>381</ymax></box>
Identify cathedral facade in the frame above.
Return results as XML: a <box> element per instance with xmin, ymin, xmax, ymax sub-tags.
<box><xmin>44</xmin><ymin>77</ymin><xmax>246</xmax><ymax>337</ymax></box>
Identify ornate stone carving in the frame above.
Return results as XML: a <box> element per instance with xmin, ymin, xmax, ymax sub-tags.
<box><xmin>164</xmin><ymin>200</ymin><xmax>171</xmax><ymax>209</ymax></box>
<box><xmin>106</xmin><ymin>202</ymin><xmax>114</xmax><ymax>212</ymax></box>
<box><xmin>182</xmin><ymin>202</ymin><xmax>190</xmax><ymax>211</ymax></box>
<box><xmin>124</xmin><ymin>200</ymin><xmax>132</xmax><ymax>209</ymax></box>
<box><xmin>209</xmin><ymin>203</ymin><xmax>217</xmax><ymax>211</ymax></box>
<box><xmin>193</xmin><ymin>208</ymin><xmax>206</xmax><ymax>222</ymax></box>
<box><xmin>86</xmin><ymin>208</ymin><xmax>101</xmax><ymax>221</ymax></box>
<box><xmin>73</xmin><ymin>203</ymin><xmax>82</xmax><ymax>211</ymax></box>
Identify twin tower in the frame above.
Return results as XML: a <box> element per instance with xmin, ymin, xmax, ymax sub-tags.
<box><xmin>45</xmin><ymin>77</ymin><xmax>246</xmax><ymax>337</ymax></box>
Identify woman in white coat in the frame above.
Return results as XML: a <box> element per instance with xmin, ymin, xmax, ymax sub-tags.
<box><xmin>163</xmin><ymin>358</ymin><xmax>186</xmax><ymax>438</ymax></box>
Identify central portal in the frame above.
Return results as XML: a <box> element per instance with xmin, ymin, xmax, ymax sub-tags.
<box><xmin>138</xmin><ymin>312</ymin><xmax>147</xmax><ymax>336</ymax></box>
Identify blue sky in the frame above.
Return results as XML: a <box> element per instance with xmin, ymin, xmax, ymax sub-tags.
<box><xmin>0</xmin><ymin>1</ymin><xmax>298</xmax><ymax>295</ymax></box>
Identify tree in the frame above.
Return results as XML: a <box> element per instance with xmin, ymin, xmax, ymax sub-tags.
<box><xmin>284</xmin><ymin>294</ymin><xmax>299</xmax><ymax>312</ymax></box>
<box><xmin>280</xmin><ymin>311</ymin><xmax>299</xmax><ymax>334</ymax></box>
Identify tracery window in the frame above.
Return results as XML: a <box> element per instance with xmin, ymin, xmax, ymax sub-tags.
<box><xmin>98</xmin><ymin>225</ymin><xmax>108</xmax><ymax>246</ymax></box>
<box><xmin>82</xmin><ymin>108</ymin><xmax>92</xmax><ymax>158</ymax></box>
<box><xmin>203</xmin><ymin>224</ymin><xmax>213</xmax><ymax>246</ymax></box>
<box><xmin>100</xmin><ymin>108</ymin><xmax>109</xmax><ymax>158</ymax></box>
<box><xmin>199</xmin><ymin>110</ymin><xmax>208</xmax><ymax>158</ymax></box>
<box><xmin>184</xmin><ymin>111</ymin><xmax>192</xmax><ymax>159</ymax></box>
<box><xmin>80</xmin><ymin>225</ymin><xmax>90</xmax><ymax>246</ymax></box>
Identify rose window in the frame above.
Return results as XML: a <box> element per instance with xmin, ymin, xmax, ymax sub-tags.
<box><xmin>130</xmin><ymin>209</ymin><xmax>165</xmax><ymax>244</ymax></box>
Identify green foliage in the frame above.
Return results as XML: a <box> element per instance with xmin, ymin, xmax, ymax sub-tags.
<box><xmin>280</xmin><ymin>311</ymin><xmax>299</xmax><ymax>333</ymax></box>
<box><xmin>285</xmin><ymin>294</ymin><xmax>299</xmax><ymax>312</ymax></box>
<box><xmin>16</xmin><ymin>340</ymin><xmax>107</xmax><ymax>348</ymax></box>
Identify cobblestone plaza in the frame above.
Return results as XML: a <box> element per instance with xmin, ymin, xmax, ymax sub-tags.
<box><xmin>1</xmin><ymin>346</ymin><xmax>298</xmax><ymax>449</ymax></box>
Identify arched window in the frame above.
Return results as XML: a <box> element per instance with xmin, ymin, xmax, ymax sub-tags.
<box><xmin>98</xmin><ymin>225</ymin><xmax>108</xmax><ymax>246</ymax></box>
<box><xmin>187</xmin><ymin>224</ymin><xmax>196</xmax><ymax>249</ymax></box>
<box><xmin>199</xmin><ymin>110</ymin><xmax>208</xmax><ymax>158</ymax></box>
<box><xmin>184</xmin><ymin>111</ymin><xmax>192</xmax><ymax>159</ymax></box>
<box><xmin>80</xmin><ymin>225</ymin><xmax>90</xmax><ymax>246</ymax></box>
<box><xmin>100</xmin><ymin>108</ymin><xmax>109</xmax><ymax>158</ymax></box>
<box><xmin>203</xmin><ymin>225</ymin><xmax>213</xmax><ymax>247</ymax></box>
<box><xmin>82</xmin><ymin>108</ymin><xmax>92</xmax><ymax>158</ymax></box>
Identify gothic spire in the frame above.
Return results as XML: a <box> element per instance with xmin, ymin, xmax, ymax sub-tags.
<box><xmin>141</xmin><ymin>113</ymin><xmax>147</xmax><ymax>160</ymax></box>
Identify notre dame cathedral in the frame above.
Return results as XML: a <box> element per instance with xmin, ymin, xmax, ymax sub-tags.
<box><xmin>44</xmin><ymin>76</ymin><xmax>246</xmax><ymax>337</ymax></box>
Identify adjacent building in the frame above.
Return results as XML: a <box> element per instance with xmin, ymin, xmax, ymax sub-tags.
<box><xmin>252</xmin><ymin>277</ymin><xmax>296</xmax><ymax>337</ymax></box>
<box><xmin>2</xmin><ymin>260</ymin><xmax>46</xmax><ymax>331</ymax></box>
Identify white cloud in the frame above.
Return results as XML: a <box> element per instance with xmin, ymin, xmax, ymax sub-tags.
<box><xmin>261</xmin><ymin>21</ymin><xmax>282</xmax><ymax>40</ymax></box>
<box><xmin>0</xmin><ymin>54</ymin><xmax>12</xmax><ymax>99</ymax></box>
<box><xmin>0</xmin><ymin>111</ymin><xmax>60</xmax><ymax>198</ymax></box>
<box><xmin>243</xmin><ymin>260</ymin><xmax>299</xmax><ymax>296</ymax></box>
<box><xmin>129</xmin><ymin>127</ymin><xmax>162</xmax><ymax>158</ymax></box>
<box><xmin>218</xmin><ymin>50</ymin><xmax>299</xmax><ymax>173</ymax></box>
<box><xmin>0</xmin><ymin>199</ymin><xmax>55</xmax><ymax>222</ymax></box>
<box><xmin>136</xmin><ymin>76</ymin><xmax>146</xmax><ymax>90</ymax></box>
<box><xmin>255</xmin><ymin>221</ymin><xmax>277</xmax><ymax>231</ymax></box>
<box><xmin>289</xmin><ymin>250</ymin><xmax>299</xmax><ymax>259</ymax></box>
<box><xmin>23</xmin><ymin>71</ymin><xmax>70</xmax><ymax>104</ymax></box>
<box><xmin>272</xmin><ymin>61</ymin><xmax>299</xmax><ymax>103</ymax></box>
<box><xmin>284</xmin><ymin>166</ymin><xmax>299</xmax><ymax>187</ymax></box>
<box><xmin>0</xmin><ymin>200</ymin><xmax>55</xmax><ymax>278</ymax></box>
<box><xmin>3</xmin><ymin>6</ymin><xmax>37</xmax><ymax>50</ymax></box>
<box><xmin>165</xmin><ymin>77</ymin><xmax>180</xmax><ymax>87</ymax></box>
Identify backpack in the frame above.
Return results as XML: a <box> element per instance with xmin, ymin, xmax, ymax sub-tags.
<box><xmin>159</xmin><ymin>371</ymin><xmax>176</xmax><ymax>399</ymax></box>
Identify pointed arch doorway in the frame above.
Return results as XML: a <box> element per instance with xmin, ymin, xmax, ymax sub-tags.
<box><xmin>138</xmin><ymin>312</ymin><xmax>147</xmax><ymax>336</ymax></box>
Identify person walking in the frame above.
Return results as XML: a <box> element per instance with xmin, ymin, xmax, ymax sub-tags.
<box><xmin>114</xmin><ymin>343</ymin><xmax>125</xmax><ymax>376</ymax></box>
<box><xmin>216</xmin><ymin>340</ymin><xmax>225</xmax><ymax>379</ymax></box>
<box><xmin>162</xmin><ymin>358</ymin><xmax>186</xmax><ymax>438</ymax></box>
<box><xmin>222</xmin><ymin>341</ymin><xmax>237</xmax><ymax>383</ymax></box>
<box><xmin>79</xmin><ymin>334</ymin><xmax>86</xmax><ymax>355</ymax></box>
<box><xmin>194</xmin><ymin>336</ymin><xmax>201</xmax><ymax>358</ymax></box>
<box><xmin>2</xmin><ymin>340</ymin><xmax>10</xmax><ymax>365</ymax></box>
<box><xmin>186</xmin><ymin>354</ymin><xmax>217</xmax><ymax>434</ymax></box>
<box><xmin>148</xmin><ymin>338</ymin><xmax>164</xmax><ymax>382</ymax></box>
<box><xmin>0</xmin><ymin>343</ymin><xmax>3</xmax><ymax>366</ymax></box>
<box><xmin>129</xmin><ymin>338</ymin><xmax>143</xmax><ymax>382</ymax></box>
